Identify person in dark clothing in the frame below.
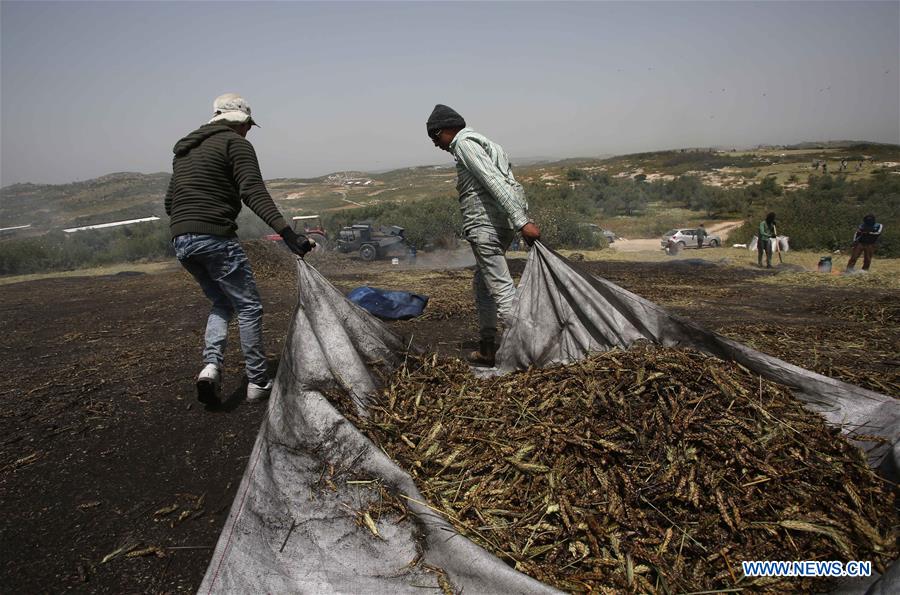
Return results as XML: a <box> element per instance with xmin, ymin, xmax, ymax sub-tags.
<box><xmin>757</xmin><ymin>212</ymin><xmax>776</xmax><ymax>268</ymax></box>
<box><xmin>696</xmin><ymin>224</ymin><xmax>707</xmax><ymax>249</ymax></box>
<box><xmin>165</xmin><ymin>93</ymin><xmax>314</xmax><ymax>406</ymax></box>
<box><xmin>846</xmin><ymin>214</ymin><xmax>884</xmax><ymax>272</ymax></box>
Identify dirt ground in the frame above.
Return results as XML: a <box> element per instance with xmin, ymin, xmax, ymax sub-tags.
<box><xmin>1</xmin><ymin>243</ymin><xmax>897</xmax><ymax>593</ymax></box>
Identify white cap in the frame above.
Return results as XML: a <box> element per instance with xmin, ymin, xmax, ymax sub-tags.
<box><xmin>208</xmin><ymin>93</ymin><xmax>259</xmax><ymax>127</ymax></box>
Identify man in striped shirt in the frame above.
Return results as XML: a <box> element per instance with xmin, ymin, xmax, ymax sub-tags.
<box><xmin>165</xmin><ymin>93</ymin><xmax>313</xmax><ymax>406</ymax></box>
<box><xmin>427</xmin><ymin>104</ymin><xmax>541</xmax><ymax>366</ymax></box>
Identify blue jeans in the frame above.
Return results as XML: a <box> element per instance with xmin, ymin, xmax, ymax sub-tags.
<box><xmin>466</xmin><ymin>227</ymin><xmax>517</xmax><ymax>341</ymax></box>
<box><xmin>173</xmin><ymin>234</ymin><xmax>268</xmax><ymax>385</ymax></box>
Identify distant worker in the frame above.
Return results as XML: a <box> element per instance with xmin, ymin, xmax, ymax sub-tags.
<box><xmin>165</xmin><ymin>93</ymin><xmax>314</xmax><ymax>406</ymax></box>
<box><xmin>665</xmin><ymin>237</ymin><xmax>680</xmax><ymax>256</ymax></box>
<box><xmin>696</xmin><ymin>224</ymin><xmax>707</xmax><ymax>249</ymax></box>
<box><xmin>822</xmin><ymin>162</ymin><xmax>828</xmax><ymax>174</ymax></box>
<box><xmin>426</xmin><ymin>104</ymin><xmax>541</xmax><ymax>366</ymax></box>
<box><xmin>812</xmin><ymin>160</ymin><xmax>819</xmax><ymax>171</ymax></box>
<box><xmin>840</xmin><ymin>159</ymin><xmax>848</xmax><ymax>171</ymax></box>
<box><xmin>846</xmin><ymin>214</ymin><xmax>883</xmax><ymax>272</ymax></box>
<box><xmin>757</xmin><ymin>212</ymin><xmax>777</xmax><ymax>268</ymax></box>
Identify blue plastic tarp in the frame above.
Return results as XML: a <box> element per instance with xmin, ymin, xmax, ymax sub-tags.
<box><xmin>347</xmin><ymin>286</ymin><xmax>428</xmax><ymax>320</ymax></box>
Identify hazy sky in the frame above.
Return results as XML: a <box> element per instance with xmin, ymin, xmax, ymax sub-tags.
<box><xmin>1</xmin><ymin>1</ymin><xmax>898</xmax><ymax>186</ymax></box>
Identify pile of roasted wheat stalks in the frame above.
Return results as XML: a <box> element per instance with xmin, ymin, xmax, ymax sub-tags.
<box><xmin>359</xmin><ymin>345</ymin><xmax>897</xmax><ymax>593</ymax></box>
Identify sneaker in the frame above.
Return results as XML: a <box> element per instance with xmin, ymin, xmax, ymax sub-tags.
<box><xmin>196</xmin><ymin>364</ymin><xmax>221</xmax><ymax>406</ymax></box>
<box><xmin>247</xmin><ymin>379</ymin><xmax>273</xmax><ymax>403</ymax></box>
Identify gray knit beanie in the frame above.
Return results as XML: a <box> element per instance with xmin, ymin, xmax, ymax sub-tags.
<box><xmin>426</xmin><ymin>104</ymin><xmax>466</xmax><ymax>134</ymax></box>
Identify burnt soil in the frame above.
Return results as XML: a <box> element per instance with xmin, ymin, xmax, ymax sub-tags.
<box><xmin>1</xmin><ymin>246</ymin><xmax>897</xmax><ymax>593</ymax></box>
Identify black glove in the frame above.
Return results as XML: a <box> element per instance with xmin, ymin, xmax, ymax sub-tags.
<box><xmin>280</xmin><ymin>227</ymin><xmax>315</xmax><ymax>258</ymax></box>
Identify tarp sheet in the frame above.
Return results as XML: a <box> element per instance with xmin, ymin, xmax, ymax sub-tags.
<box><xmin>199</xmin><ymin>242</ymin><xmax>898</xmax><ymax>594</ymax></box>
<box><xmin>198</xmin><ymin>262</ymin><xmax>554</xmax><ymax>595</ymax></box>
<box><xmin>346</xmin><ymin>286</ymin><xmax>429</xmax><ymax>320</ymax></box>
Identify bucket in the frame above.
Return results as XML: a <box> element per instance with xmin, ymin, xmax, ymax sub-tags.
<box><xmin>817</xmin><ymin>256</ymin><xmax>832</xmax><ymax>273</ymax></box>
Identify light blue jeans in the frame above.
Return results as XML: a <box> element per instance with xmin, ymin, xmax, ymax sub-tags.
<box><xmin>466</xmin><ymin>227</ymin><xmax>517</xmax><ymax>341</ymax></box>
<box><xmin>173</xmin><ymin>234</ymin><xmax>268</xmax><ymax>385</ymax></box>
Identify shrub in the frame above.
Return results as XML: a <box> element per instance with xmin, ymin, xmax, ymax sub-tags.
<box><xmin>323</xmin><ymin>184</ymin><xmax>608</xmax><ymax>252</ymax></box>
<box><xmin>527</xmin><ymin>183</ymin><xmax>604</xmax><ymax>249</ymax></box>
<box><xmin>323</xmin><ymin>196</ymin><xmax>462</xmax><ymax>251</ymax></box>
<box><xmin>566</xmin><ymin>168</ymin><xmax>585</xmax><ymax>181</ymax></box>
<box><xmin>0</xmin><ymin>222</ymin><xmax>173</xmax><ymax>275</ymax></box>
<box><xmin>604</xmin><ymin>184</ymin><xmax>649</xmax><ymax>216</ymax></box>
<box><xmin>731</xmin><ymin>173</ymin><xmax>898</xmax><ymax>256</ymax></box>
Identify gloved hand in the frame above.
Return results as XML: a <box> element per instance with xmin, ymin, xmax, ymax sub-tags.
<box><xmin>280</xmin><ymin>227</ymin><xmax>316</xmax><ymax>258</ymax></box>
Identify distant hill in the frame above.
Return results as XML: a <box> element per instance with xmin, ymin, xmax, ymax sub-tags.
<box><xmin>1</xmin><ymin>172</ymin><xmax>171</xmax><ymax>234</ymax></box>
<box><xmin>3</xmin><ymin>142</ymin><xmax>898</xmax><ymax>235</ymax></box>
<box><xmin>785</xmin><ymin>140</ymin><xmax>899</xmax><ymax>150</ymax></box>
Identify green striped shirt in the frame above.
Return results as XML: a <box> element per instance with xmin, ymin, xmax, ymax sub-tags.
<box><xmin>450</xmin><ymin>128</ymin><xmax>529</xmax><ymax>233</ymax></box>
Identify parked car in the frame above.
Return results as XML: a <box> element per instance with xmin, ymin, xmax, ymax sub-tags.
<box><xmin>660</xmin><ymin>228</ymin><xmax>721</xmax><ymax>249</ymax></box>
<box><xmin>582</xmin><ymin>223</ymin><xmax>618</xmax><ymax>244</ymax></box>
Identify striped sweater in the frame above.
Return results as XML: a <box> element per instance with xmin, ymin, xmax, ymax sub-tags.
<box><xmin>164</xmin><ymin>124</ymin><xmax>287</xmax><ymax>238</ymax></box>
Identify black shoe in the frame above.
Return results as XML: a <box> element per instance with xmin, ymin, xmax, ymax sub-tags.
<box><xmin>196</xmin><ymin>364</ymin><xmax>221</xmax><ymax>406</ymax></box>
<box><xmin>196</xmin><ymin>380</ymin><xmax>220</xmax><ymax>406</ymax></box>
<box><xmin>466</xmin><ymin>339</ymin><xmax>497</xmax><ymax>367</ymax></box>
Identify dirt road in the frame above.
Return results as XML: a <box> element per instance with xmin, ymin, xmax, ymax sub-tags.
<box><xmin>613</xmin><ymin>220</ymin><xmax>743</xmax><ymax>252</ymax></box>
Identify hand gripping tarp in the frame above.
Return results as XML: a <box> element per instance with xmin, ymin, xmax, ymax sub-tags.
<box><xmin>200</xmin><ymin>243</ymin><xmax>899</xmax><ymax>594</ymax></box>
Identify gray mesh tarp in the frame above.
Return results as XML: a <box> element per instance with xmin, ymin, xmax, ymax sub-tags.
<box><xmin>199</xmin><ymin>243</ymin><xmax>898</xmax><ymax>594</ymax></box>
<box><xmin>198</xmin><ymin>261</ymin><xmax>555</xmax><ymax>594</ymax></box>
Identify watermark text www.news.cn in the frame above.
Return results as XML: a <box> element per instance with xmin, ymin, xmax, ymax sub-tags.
<box><xmin>742</xmin><ymin>560</ymin><xmax>872</xmax><ymax>578</ymax></box>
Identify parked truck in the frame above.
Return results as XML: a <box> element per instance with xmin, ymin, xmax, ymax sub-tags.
<box><xmin>336</xmin><ymin>222</ymin><xmax>406</xmax><ymax>261</ymax></box>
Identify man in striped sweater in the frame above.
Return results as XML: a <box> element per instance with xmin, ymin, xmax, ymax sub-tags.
<box><xmin>427</xmin><ymin>104</ymin><xmax>541</xmax><ymax>366</ymax></box>
<box><xmin>165</xmin><ymin>93</ymin><xmax>313</xmax><ymax>406</ymax></box>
